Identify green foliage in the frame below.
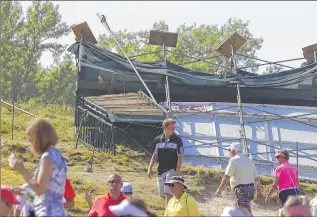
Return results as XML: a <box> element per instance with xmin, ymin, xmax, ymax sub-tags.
<box><xmin>35</xmin><ymin>54</ymin><xmax>77</xmax><ymax>105</ymax></box>
<box><xmin>264</xmin><ymin>64</ymin><xmax>285</xmax><ymax>74</ymax></box>
<box><xmin>1</xmin><ymin>2</ymin><xmax>264</xmax><ymax>105</ymax></box>
<box><xmin>0</xmin><ymin>1</ymin><xmax>72</xmax><ymax>103</ymax></box>
<box><xmin>98</xmin><ymin>18</ymin><xmax>263</xmax><ymax>74</ymax></box>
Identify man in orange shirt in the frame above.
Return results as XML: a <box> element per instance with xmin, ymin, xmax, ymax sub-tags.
<box><xmin>85</xmin><ymin>174</ymin><xmax>126</xmax><ymax>217</ymax></box>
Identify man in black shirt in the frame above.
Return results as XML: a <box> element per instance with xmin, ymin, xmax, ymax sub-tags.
<box><xmin>147</xmin><ymin>118</ymin><xmax>184</xmax><ymax>207</ymax></box>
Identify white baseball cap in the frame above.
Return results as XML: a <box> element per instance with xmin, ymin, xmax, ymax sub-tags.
<box><xmin>229</xmin><ymin>142</ymin><xmax>242</xmax><ymax>152</ymax></box>
<box><xmin>121</xmin><ymin>182</ymin><xmax>134</xmax><ymax>198</ymax></box>
<box><xmin>220</xmin><ymin>206</ymin><xmax>250</xmax><ymax>216</ymax></box>
<box><xmin>109</xmin><ymin>199</ymin><xmax>148</xmax><ymax>217</ymax></box>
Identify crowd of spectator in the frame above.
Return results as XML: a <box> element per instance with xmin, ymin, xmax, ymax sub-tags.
<box><xmin>1</xmin><ymin>118</ymin><xmax>317</xmax><ymax>217</ymax></box>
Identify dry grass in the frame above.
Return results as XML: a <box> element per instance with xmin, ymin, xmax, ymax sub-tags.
<box><xmin>1</xmin><ymin>102</ymin><xmax>317</xmax><ymax>216</ymax></box>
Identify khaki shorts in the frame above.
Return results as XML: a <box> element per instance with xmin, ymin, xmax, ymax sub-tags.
<box><xmin>157</xmin><ymin>169</ymin><xmax>175</xmax><ymax>198</ymax></box>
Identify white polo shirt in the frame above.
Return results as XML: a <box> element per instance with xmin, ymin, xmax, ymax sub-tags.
<box><xmin>225</xmin><ymin>153</ymin><xmax>258</xmax><ymax>189</ymax></box>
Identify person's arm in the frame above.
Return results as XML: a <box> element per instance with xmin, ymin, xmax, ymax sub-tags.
<box><xmin>13</xmin><ymin>199</ymin><xmax>24</xmax><ymax>217</ymax></box>
<box><xmin>187</xmin><ymin>197</ymin><xmax>201</xmax><ymax>217</ymax></box>
<box><xmin>13</xmin><ymin>209</ymin><xmax>22</xmax><ymax>217</ymax></box>
<box><xmin>266</xmin><ymin>177</ymin><xmax>279</xmax><ymax>202</ymax></box>
<box><xmin>265</xmin><ymin>166</ymin><xmax>280</xmax><ymax>202</ymax></box>
<box><xmin>148</xmin><ymin>153</ymin><xmax>158</xmax><ymax>171</ymax></box>
<box><xmin>21</xmin><ymin>157</ymin><xmax>53</xmax><ymax>196</ymax></box>
<box><xmin>175</xmin><ymin>138</ymin><xmax>184</xmax><ymax>176</ymax></box>
<box><xmin>148</xmin><ymin>141</ymin><xmax>158</xmax><ymax>178</ymax></box>
<box><xmin>216</xmin><ymin>159</ymin><xmax>235</xmax><ymax>196</ymax></box>
<box><xmin>12</xmin><ymin>190</ymin><xmax>25</xmax><ymax>216</ymax></box>
<box><xmin>216</xmin><ymin>176</ymin><xmax>230</xmax><ymax>195</ymax></box>
<box><xmin>85</xmin><ymin>190</ymin><xmax>93</xmax><ymax>210</ymax></box>
<box><xmin>64</xmin><ymin>198</ymin><xmax>75</xmax><ymax>209</ymax></box>
<box><xmin>8</xmin><ymin>154</ymin><xmax>53</xmax><ymax>196</ymax></box>
<box><xmin>255</xmin><ymin>177</ymin><xmax>263</xmax><ymax>200</ymax></box>
<box><xmin>253</xmin><ymin>164</ymin><xmax>264</xmax><ymax>200</ymax></box>
<box><xmin>64</xmin><ymin>179</ymin><xmax>76</xmax><ymax>210</ymax></box>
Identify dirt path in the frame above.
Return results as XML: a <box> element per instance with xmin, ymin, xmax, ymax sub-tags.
<box><xmin>69</xmin><ymin>169</ymin><xmax>280</xmax><ymax>216</ymax></box>
<box><xmin>196</xmin><ymin>193</ymin><xmax>279</xmax><ymax>216</ymax></box>
<box><xmin>188</xmin><ymin>179</ymin><xmax>280</xmax><ymax>216</ymax></box>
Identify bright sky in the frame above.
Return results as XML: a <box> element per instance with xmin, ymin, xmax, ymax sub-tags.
<box><xmin>21</xmin><ymin>1</ymin><xmax>317</xmax><ymax>70</ymax></box>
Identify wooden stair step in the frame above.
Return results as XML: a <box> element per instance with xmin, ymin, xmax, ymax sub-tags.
<box><xmin>87</xmin><ymin>93</ymin><xmax>140</xmax><ymax>100</ymax></box>
<box><xmin>110</xmin><ymin>108</ymin><xmax>161</xmax><ymax>112</ymax></box>
<box><xmin>94</xmin><ymin>100</ymin><xmax>151</xmax><ymax>106</ymax></box>
<box><xmin>102</xmin><ymin>105</ymin><xmax>156</xmax><ymax>109</ymax></box>
<box><xmin>113</xmin><ymin>111</ymin><xmax>164</xmax><ymax>116</ymax></box>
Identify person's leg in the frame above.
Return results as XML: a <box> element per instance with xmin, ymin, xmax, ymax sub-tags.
<box><xmin>279</xmin><ymin>191</ymin><xmax>285</xmax><ymax>207</ymax></box>
<box><xmin>157</xmin><ymin>172</ymin><xmax>167</xmax><ymax>199</ymax></box>
<box><xmin>279</xmin><ymin>189</ymin><xmax>298</xmax><ymax>207</ymax></box>
<box><xmin>164</xmin><ymin>169</ymin><xmax>175</xmax><ymax>207</ymax></box>
<box><xmin>285</xmin><ymin>188</ymin><xmax>299</xmax><ymax>205</ymax></box>
<box><xmin>234</xmin><ymin>185</ymin><xmax>254</xmax><ymax>214</ymax></box>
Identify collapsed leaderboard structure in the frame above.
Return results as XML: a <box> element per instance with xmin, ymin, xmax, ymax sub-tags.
<box><xmin>69</xmin><ymin>17</ymin><xmax>317</xmax><ymax>179</ymax></box>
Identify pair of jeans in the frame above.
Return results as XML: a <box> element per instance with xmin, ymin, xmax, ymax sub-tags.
<box><xmin>279</xmin><ymin>188</ymin><xmax>299</xmax><ymax>207</ymax></box>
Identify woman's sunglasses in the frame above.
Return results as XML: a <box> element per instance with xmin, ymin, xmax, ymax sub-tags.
<box><xmin>167</xmin><ymin>183</ymin><xmax>175</xmax><ymax>188</ymax></box>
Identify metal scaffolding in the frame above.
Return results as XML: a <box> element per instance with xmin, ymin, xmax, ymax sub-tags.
<box><xmin>71</xmin><ymin>15</ymin><xmax>317</xmax><ymax>179</ymax></box>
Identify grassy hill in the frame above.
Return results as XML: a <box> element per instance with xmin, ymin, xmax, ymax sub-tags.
<box><xmin>1</xmin><ymin>101</ymin><xmax>317</xmax><ymax>216</ymax></box>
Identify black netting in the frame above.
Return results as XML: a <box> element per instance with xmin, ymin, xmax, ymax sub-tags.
<box><xmin>114</xmin><ymin>122</ymin><xmax>162</xmax><ymax>153</ymax></box>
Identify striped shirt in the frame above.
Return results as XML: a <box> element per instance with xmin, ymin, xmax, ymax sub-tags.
<box><xmin>152</xmin><ymin>133</ymin><xmax>184</xmax><ymax>175</ymax></box>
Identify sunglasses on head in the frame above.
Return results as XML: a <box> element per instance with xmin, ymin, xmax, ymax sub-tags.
<box><xmin>108</xmin><ymin>179</ymin><xmax>122</xmax><ymax>184</ymax></box>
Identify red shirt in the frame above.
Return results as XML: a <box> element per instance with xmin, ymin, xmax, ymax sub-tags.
<box><xmin>64</xmin><ymin>178</ymin><xmax>76</xmax><ymax>200</ymax></box>
<box><xmin>88</xmin><ymin>192</ymin><xmax>126</xmax><ymax>217</ymax></box>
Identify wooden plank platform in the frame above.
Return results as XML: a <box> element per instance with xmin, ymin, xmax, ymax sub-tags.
<box><xmin>86</xmin><ymin>92</ymin><xmax>165</xmax><ymax>117</ymax></box>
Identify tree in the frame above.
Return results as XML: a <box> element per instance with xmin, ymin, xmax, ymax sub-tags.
<box><xmin>0</xmin><ymin>1</ymin><xmax>24</xmax><ymax>99</ymax></box>
<box><xmin>36</xmin><ymin>54</ymin><xmax>77</xmax><ymax>105</ymax></box>
<box><xmin>263</xmin><ymin>64</ymin><xmax>284</xmax><ymax>74</ymax></box>
<box><xmin>97</xmin><ymin>18</ymin><xmax>263</xmax><ymax>74</ymax></box>
<box><xmin>0</xmin><ymin>1</ymin><xmax>70</xmax><ymax>101</ymax></box>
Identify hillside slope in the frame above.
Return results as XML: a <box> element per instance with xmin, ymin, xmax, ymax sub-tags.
<box><xmin>1</xmin><ymin>102</ymin><xmax>317</xmax><ymax>216</ymax></box>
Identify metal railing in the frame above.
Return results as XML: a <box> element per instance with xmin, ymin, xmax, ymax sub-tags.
<box><xmin>75</xmin><ymin>105</ymin><xmax>115</xmax><ymax>154</ymax></box>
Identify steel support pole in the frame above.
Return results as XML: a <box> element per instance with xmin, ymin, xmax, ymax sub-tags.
<box><xmin>11</xmin><ymin>89</ymin><xmax>15</xmax><ymax>141</ymax></box>
<box><xmin>0</xmin><ymin>77</ymin><xmax>2</xmax><ymax>215</ymax></box>
<box><xmin>236</xmin><ymin>83</ymin><xmax>248</xmax><ymax>155</ymax></box>
<box><xmin>163</xmin><ymin>43</ymin><xmax>172</xmax><ymax>118</ymax></box>
<box><xmin>96</xmin><ymin>14</ymin><xmax>157</xmax><ymax>104</ymax></box>
<box><xmin>74</xmin><ymin>111</ymin><xmax>87</xmax><ymax>149</ymax></box>
<box><xmin>231</xmin><ymin>44</ymin><xmax>249</xmax><ymax>155</ymax></box>
<box><xmin>296</xmin><ymin>142</ymin><xmax>299</xmax><ymax>181</ymax></box>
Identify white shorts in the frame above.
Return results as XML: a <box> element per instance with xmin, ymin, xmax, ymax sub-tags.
<box><xmin>157</xmin><ymin>169</ymin><xmax>175</xmax><ymax>198</ymax></box>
